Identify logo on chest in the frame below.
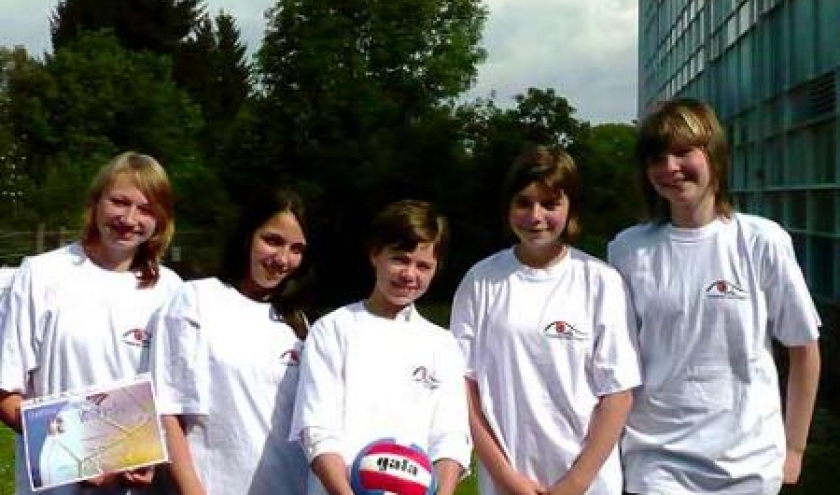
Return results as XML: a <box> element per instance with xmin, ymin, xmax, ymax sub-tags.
<box><xmin>121</xmin><ymin>329</ymin><xmax>150</xmax><ymax>348</ymax></box>
<box><xmin>704</xmin><ymin>279</ymin><xmax>749</xmax><ymax>300</ymax></box>
<box><xmin>411</xmin><ymin>366</ymin><xmax>440</xmax><ymax>390</ymax></box>
<box><xmin>280</xmin><ymin>348</ymin><xmax>301</xmax><ymax>366</ymax></box>
<box><xmin>542</xmin><ymin>321</ymin><xmax>586</xmax><ymax>340</ymax></box>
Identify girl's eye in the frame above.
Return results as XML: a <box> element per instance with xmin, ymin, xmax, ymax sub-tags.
<box><xmin>512</xmin><ymin>197</ymin><xmax>533</xmax><ymax>209</ymax></box>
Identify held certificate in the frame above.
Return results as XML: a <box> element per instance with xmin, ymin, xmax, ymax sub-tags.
<box><xmin>20</xmin><ymin>374</ymin><xmax>168</xmax><ymax>491</ymax></box>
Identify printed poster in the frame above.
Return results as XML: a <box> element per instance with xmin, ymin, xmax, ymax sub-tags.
<box><xmin>20</xmin><ymin>375</ymin><xmax>168</xmax><ymax>491</ymax></box>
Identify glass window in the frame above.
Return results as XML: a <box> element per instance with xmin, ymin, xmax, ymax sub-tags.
<box><xmin>811</xmin><ymin>190</ymin><xmax>835</xmax><ymax>234</ymax></box>
<box><xmin>790</xmin><ymin>232</ymin><xmax>806</xmax><ymax>270</ymax></box>
<box><xmin>768</xmin><ymin>8</ymin><xmax>787</xmax><ymax>92</ymax></box>
<box><xmin>790</xmin><ymin>192</ymin><xmax>807</xmax><ymax>230</ymax></box>
<box><xmin>817</xmin><ymin>0</ymin><xmax>840</xmax><ymax>72</ymax></box>
<box><xmin>813</xmin><ymin>120</ymin><xmax>837</xmax><ymax>183</ymax></box>
<box><xmin>738</xmin><ymin>39</ymin><xmax>753</xmax><ymax>107</ymax></box>
<box><xmin>726</xmin><ymin>15</ymin><xmax>738</xmax><ymax>47</ymax></box>
<box><xmin>808</xmin><ymin>237</ymin><xmax>837</xmax><ymax>299</ymax></box>
<box><xmin>766</xmin><ymin>191</ymin><xmax>783</xmax><ymax>221</ymax></box>
<box><xmin>786</xmin><ymin>130</ymin><xmax>812</xmax><ymax>185</ymax></box>
<box><xmin>791</xmin><ymin>0</ymin><xmax>814</xmax><ymax>83</ymax></box>
<box><xmin>738</xmin><ymin>0</ymin><xmax>752</xmax><ymax>36</ymax></box>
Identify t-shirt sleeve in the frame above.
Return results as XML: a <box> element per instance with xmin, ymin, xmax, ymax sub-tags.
<box><xmin>449</xmin><ymin>271</ymin><xmax>479</xmax><ymax>379</ymax></box>
<box><xmin>590</xmin><ymin>269</ymin><xmax>642</xmax><ymax>397</ymax></box>
<box><xmin>427</xmin><ymin>334</ymin><xmax>472</xmax><ymax>469</ymax></box>
<box><xmin>289</xmin><ymin>317</ymin><xmax>346</xmax><ymax>458</ymax></box>
<box><xmin>0</xmin><ymin>259</ymin><xmax>38</xmax><ymax>394</ymax></box>
<box><xmin>760</xmin><ymin>228</ymin><xmax>821</xmax><ymax>346</ymax></box>
<box><xmin>148</xmin><ymin>283</ymin><xmax>211</xmax><ymax>415</ymax></box>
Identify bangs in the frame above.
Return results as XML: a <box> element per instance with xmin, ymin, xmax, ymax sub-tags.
<box><xmin>637</xmin><ymin>105</ymin><xmax>713</xmax><ymax>160</ymax></box>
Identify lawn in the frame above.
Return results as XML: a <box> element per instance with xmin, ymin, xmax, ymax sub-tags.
<box><xmin>1</xmin><ymin>426</ymin><xmax>13</xmax><ymax>495</ymax></box>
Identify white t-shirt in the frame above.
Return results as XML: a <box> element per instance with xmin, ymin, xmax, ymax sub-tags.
<box><xmin>149</xmin><ymin>277</ymin><xmax>308</xmax><ymax>495</ymax></box>
<box><xmin>0</xmin><ymin>242</ymin><xmax>182</xmax><ymax>495</ymax></box>
<box><xmin>290</xmin><ymin>302</ymin><xmax>472</xmax><ymax>495</ymax></box>
<box><xmin>608</xmin><ymin>214</ymin><xmax>821</xmax><ymax>495</ymax></box>
<box><xmin>450</xmin><ymin>247</ymin><xmax>641</xmax><ymax>495</ymax></box>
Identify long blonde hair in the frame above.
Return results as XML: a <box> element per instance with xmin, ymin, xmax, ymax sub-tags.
<box><xmin>81</xmin><ymin>151</ymin><xmax>174</xmax><ymax>287</ymax></box>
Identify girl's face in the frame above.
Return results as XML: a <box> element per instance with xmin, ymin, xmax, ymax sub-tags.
<box><xmin>244</xmin><ymin>211</ymin><xmax>306</xmax><ymax>299</ymax></box>
<box><xmin>508</xmin><ymin>181</ymin><xmax>569</xmax><ymax>251</ymax></box>
<box><xmin>646</xmin><ymin>146</ymin><xmax>716</xmax><ymax>215</ymax></box>
<box><xmin>368</xmin><ymin>243</ymin><xmax>438</xmax><ymax>318</ymax></box>
<box><xmin>93</xmin><ymin>173</ymin><xmax>157</xmax><ymax>266</ymax></box>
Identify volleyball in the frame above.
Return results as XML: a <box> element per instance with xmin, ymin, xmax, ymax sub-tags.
<box><xmin>349</xmin><ymin>438</ymin><xmax>436</xmax><ymax>495</ymax></box>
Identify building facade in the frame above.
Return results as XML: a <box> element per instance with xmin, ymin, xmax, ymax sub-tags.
<box><xmin>638</xmin><ymin>0</ymin><xmax>840</xmax><ymax>307</ymax></box>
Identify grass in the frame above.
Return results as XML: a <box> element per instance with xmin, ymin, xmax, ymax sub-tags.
<box><xmin>0</xmin><ymin>427</ymin><xmax>13</xmax><ymax>495</ymax></box>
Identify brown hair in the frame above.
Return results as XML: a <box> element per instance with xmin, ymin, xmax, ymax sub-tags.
<box><xmin>501</xmin><ymin>144</ymin><xmax>581</xmax><ymax>243</ymax></box>
<box><xmin>81</xmin><ymin>151</ymin><xmax>174</xmax><ymax>287</ymax></box>
<box><xmin>635</xmin><ymin>97</ymin><xmax>733</xmax><ymax>222</ymax></box>
<box><xmin>366</xmin><ymin>200</ymin><xmax>449</xmax><ymax>264</ymax></box>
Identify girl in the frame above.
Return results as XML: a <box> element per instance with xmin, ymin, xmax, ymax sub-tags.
<box><xmin>290</xmin><ymin>200</ymin><xmax>471</xmax><ymax>495</ymax></box>
<box><xmin>450</xmin><ymin>145</ymin><xmax>640</xmax><ymax>495</ymax></box>
<box><xmin>149</xmin><ymin>188</ymin><xmax>311</xmax><ymax>495</ymax></box>
<box><xmin>0</xmin><ymin>151</ymin><xmax>182</xmax><ymax>494</ymax></box>
<box><xmin>608</xmin><ymin>97</ymin><xmax>821</xmax><ymax>494</ymax></box>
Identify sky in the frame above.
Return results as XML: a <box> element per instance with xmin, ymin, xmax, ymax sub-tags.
<box><xmin>0</xmin><ymin>0</ymin><xmax>638</xmax><ymax>124</ymax></box>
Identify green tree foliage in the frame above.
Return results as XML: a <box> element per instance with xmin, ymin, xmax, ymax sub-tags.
<box><xmin>2</xmin><ymin>32</ymin><xmax>217</xmax><ymax>232</ymax></box>
<box><xmin>575</xmin><ymin>123</ymin><xmax>644</xmax><ymax>257</ymax></box>
<box><xmin>175</xmin><ymin>11</ymin><xmax>251</xmax><ymax>165</ymax></box>
<box><xmin>246</xmin><ymin>0</ymin><xmax>487</xmax><ymax>302</ymax></box>
<box><xmin>50</xmin><ymin>0</ymin><xmax>202</xmax><ymax>55</ymax></box>
<box><xmin>0</xmin><ymin>49</ymin><xmax>31</xmax><ymax>227</ymax></box>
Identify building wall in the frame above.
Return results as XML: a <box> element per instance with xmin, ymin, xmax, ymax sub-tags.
<box><xmin>639</xmin><ymin>0</ymin><xmax>840</xmax><ymax>306</ymax></box>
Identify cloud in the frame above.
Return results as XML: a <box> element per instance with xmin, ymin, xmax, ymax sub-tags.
<box><xmin>0</xmin><ymin>0</ymin><xmax>638</xmax><ymax>124</ymax></box>
<box><xmin>0</xmin><ymin>1</ymin><xmax>53</xmax><ymax>56</ymax></box>
<box><xmin>465</xmin><ymin>0</ymin><xmax>638</xmax><ymax>124</ymax></box>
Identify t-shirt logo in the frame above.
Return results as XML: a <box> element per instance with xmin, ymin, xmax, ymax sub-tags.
<box><xmin>704</xmin><ymin>279</ymin><xmax>749</xmax><ymax>299</ymax></box>
<box><xmin>280</xmin><ymin>349</ymin><xmax>300</xmax><ymax>366</ymax></box>
<box><xmin>543</xmin><ymin>321</ymin><xmax>585</xmax><ymax>340</ymax></box>
<box><xmin>412</xmin><ymin>366</ymin><xmax>440</xmax><ymax>389</ymax></box>
<box><xmin>121</xmin><ymin>329</ymin><xmax>150</xmax><ymax>348</ymax></box>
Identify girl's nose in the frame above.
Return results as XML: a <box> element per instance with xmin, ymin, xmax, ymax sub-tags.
<box><xmin>121</xmin><ymin>206</ymin><xmax>139</xmax><ymax>224</ymax></box>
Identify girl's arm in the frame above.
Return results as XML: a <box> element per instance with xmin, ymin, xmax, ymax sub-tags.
<box><xmin>0</xmin><ymin>390</ymin><xmax>22</xmax><ymax>433</ymax></box>
<box><xmin>466</xmin><ymin>379</ymin><xmax>544</xmax><ymax>495</ymax></box>
<box><xmin>161</xmin><ymin>414</ymin><xmax>206</xmax><ymax>495</ymax></box>
<box><xmin>433</xmin><ymin>458</ymin><xmax>464</xmax><ymax>495</ymax></box>
<box><xmin>783</xmin><ymin>341</ymin><xmax>821</xmax><ymax>484</ymax></box>
<box><xmin>311</xmin><ymin>452</ymin><xmax>354</xmax><ymax>495</ymax></box>
<box><xmin>547</xmin><ymin>389</ymin><xmax>632</xmax><ymax>495</ymax></box>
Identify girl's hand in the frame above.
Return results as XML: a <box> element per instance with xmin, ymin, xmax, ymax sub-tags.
<box><xmin>81</xmin><ymin>472</ymin><xmax>122</xmax><ymax>487</ymax></box>
<box><xmin>498</xmin><ymin>469</ymin><xmax>546</xmax><ymax>495</ymax></box>
<box><xmin>121</xmin><ymin>466</ymin><xmax>155</xmax><ymax>486</ymax></box>
<box><xmin>546</xmin><ymin>476</ymin><xmax>587</xmax><ymax>495</ymax></box>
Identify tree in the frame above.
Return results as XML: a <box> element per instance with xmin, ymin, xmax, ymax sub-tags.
<box><xmin>246</xmin><ymin>0</ymin><xmax>487</xmax><ymax>303</ymax></box>
<box><xmin>3</xmin><ymin>31</ymin><xmax>223</xmax><ymax>231</ymax></box>
<box><xmin>51</xmin><ymin>0</ymin><xmax>203</xmax><ymax>55</ymax></box>
<box><xmin>0</xmin><ymin>49</ymin><xmax>32</xmax><ymax>226</ymax></box>
<box><xmin>576</xmin><ymin>123</ymin><xmax>643</xmax><ymax>257</ymax></box>
<box><xmin>174</xmin><ymin>11</ymin><xmax>251</xmax><ymax>165</ymax></box>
